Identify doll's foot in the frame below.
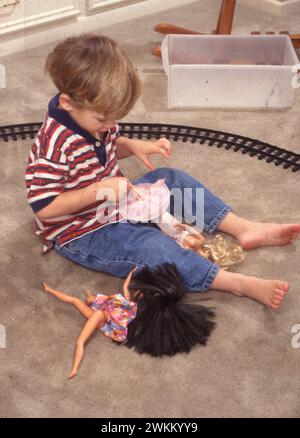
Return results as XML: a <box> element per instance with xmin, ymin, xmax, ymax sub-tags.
<box><xmin>43</xmin><ymin>282</ymin><xmax>53</xmax><ymax>293</ymax></box>
<box><xmin>234</xmin><ymin>274</ymin><xmax>289</xmax><ymax>309</ymax></box>
<box><xmin>237</xmin><ymin>222</ymin><xmax>300</xmax><ymax>250</ymax></box>
<box><xmin>43</xmin><ymin>283</ymin><xmax>74</xmax><ymax>303</ymax></box>
<box><xmin>68</xmin><ymin>368</ymin><xmax>78</xmax><ymax>380</ymax></box>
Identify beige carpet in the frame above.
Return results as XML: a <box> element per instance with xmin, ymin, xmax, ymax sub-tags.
<box><xmin>0</xmin><ymin>0</ymin><xmax>300</xmax><ymax>418</ymax></box>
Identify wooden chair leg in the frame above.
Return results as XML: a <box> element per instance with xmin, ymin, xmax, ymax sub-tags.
<box><xmin>154</xmin><ymin>0</ymin><xmax>236</xmax><ymax>37</ymax></box>
<box><xmin>153</xmin><ymin>0</ymin><xmax>237</xmax><ymax>57</ymax></box>
<box><xmin>215</xmin><ymin>0</ymin><xmax>236</xmax><ymax>35</ymax></box>
<box><xmin>291</xmin><ymin>34</ymin><xmax>300</xmax><ymax>48</ymax></box>
<box><xmin>153</xmin><ymin>24</ymin><xmax>202</xmax><ymax>57</ymax></box>
<box><xmin>152</xmin><ymin>46</ymin><xmax>162</xmax><ymax>57</ymax></box>
<box><xmin>153</xmin><ymin>0</ymin><xmax>299</xmax><ymax>57</ymax></box>
<box><xmin>154</xmin><ymin>23</ymin><xmax>200</xmax><ymax>36</ymax></box>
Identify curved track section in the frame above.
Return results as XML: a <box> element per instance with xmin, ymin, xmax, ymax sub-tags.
<box><xmin>1</xmin><ymin>122</ymin><xmax>299</xmax><ymax>172</ymax></box>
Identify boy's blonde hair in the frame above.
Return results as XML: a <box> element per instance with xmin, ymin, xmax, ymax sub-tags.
<box><xmin>45</xmin><ymin>33</ymin><xmax>142</xmax><ymax>119</ymax></box>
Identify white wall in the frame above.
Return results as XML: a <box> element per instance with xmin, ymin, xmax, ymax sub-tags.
<box><xmin>0</xmin><ymin>0</ymin><xmax>197</xmax><ymax>56</ymax></box>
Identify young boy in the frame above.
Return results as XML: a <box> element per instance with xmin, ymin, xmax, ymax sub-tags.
<box><xmin>25</xmin><ymin>33</ymin><xmax>300</xmax><ymax>309</ymax></box>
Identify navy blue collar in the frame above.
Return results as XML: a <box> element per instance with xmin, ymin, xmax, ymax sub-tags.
<box><xmin>48</xmin><ymin>93</ymin><xmax>108</xmax><ymax>145</ymax></box>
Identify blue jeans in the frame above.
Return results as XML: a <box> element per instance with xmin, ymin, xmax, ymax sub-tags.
<box><xmin>53</xmin><ymin>167</ymin><xmax>232</xmax><ymax>292</ymax></box>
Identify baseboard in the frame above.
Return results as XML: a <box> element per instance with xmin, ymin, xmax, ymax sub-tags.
<box><xmin>0</xmin><ymin>6</ymin><xmax>81</xmax><ymax>38</ymax></box>
<box><xmin>85</xmin><ymin>0</ymin><xmax>143</xmax><ymax>15</ymax></box>
<box><xmin>239</xmin><ymin>0</ymin><xmax>300</xmax><ymax>16</ymax></box>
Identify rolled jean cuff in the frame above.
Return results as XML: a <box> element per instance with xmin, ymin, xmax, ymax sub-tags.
<box><xmin>206</xmin><ymin>205</ymin><xmax>232</xmax><ymax>233</ymax></box>
<box><xmin>201</xmin><ymin>262</ymin><xmax>221</xmax><ymax>291</ymax></box>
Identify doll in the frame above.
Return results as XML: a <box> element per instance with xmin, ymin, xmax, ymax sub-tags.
<box><xmin>121</xmin><ymin>179</ymin><xmax>245</xmax><ymax>270</ymax></box>
<box><xmin>43</xmin><ymin>263</ymin><xmax>215</xmax><ymax>379</ymax></box>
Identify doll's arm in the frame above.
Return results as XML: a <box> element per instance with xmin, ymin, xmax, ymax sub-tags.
<box><xmin>68</xmin><ymin>310</ymin><xmax>107</xmax><ymax>380</ymax></box>
<box><xmin>85</xmin><ymin>288</ymin><xmax>98</xmax><ymax>305</ymax></box>
<box><xmin>85</xmin><ymin>288</ymin><xmax>92</xmax><ymax>298</ymax></box>
<box><xmin>123</xmin><ymin>266</ymin><xmax>138</xmax><ymax>300</ymax></box>
<box><xmin>43</xmin><ymin>282</ymin><xmax>67</xmax><ymax>295</ymax></box>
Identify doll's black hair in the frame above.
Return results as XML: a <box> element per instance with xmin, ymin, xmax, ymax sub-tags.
<box><xmin>123</xmin><ymin>263</ymin><xmax>216</xmax><ymax>357</ymax></box>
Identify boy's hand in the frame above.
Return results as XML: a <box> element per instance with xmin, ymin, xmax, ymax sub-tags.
<box><xmin>129</xmin><ymin>138</ymin><xmax>172</xmax><ymax>170</ymax></box>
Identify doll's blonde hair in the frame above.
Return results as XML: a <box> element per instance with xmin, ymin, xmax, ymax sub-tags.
<box><xmin>203</xmin><ymin>234</ymin><xmax>245</xmax><ymax>270</ymax></box>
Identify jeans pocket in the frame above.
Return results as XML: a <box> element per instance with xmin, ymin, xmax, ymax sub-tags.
<box><xmin>53</xmin><ymin>238</ymin><xmax>75</xmax><ymax>255</ymax></box>
<box><xmin>53</xmin><ymin>239</ymin><xmax>61</xmax><ymax>252</ymax></box>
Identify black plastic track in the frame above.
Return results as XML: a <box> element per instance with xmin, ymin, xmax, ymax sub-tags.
<box><xmin>1</xmin><ymin>122</ymin><xmax>299</xmax><ymax>172</ymax></box>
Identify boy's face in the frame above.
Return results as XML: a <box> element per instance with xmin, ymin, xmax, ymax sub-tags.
<box><xmin>59</xmin><ymin>94</ymin><xmax>117</xmax><ymax>135</ymax></box>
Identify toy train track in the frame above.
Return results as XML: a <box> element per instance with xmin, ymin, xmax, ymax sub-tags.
<box><xmin>0</xmin><ymin>122</ymin><xmax>299</xmax><ymax>172</ymax></box>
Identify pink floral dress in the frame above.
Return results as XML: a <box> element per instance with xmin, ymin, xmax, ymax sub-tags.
<box><xmin>88</xmin><ymin>293</ymin><xmax>137</xmax><ymax>342</ymax></box>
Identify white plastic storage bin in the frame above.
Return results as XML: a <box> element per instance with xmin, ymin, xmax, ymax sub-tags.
<box><xmin>161</xmin><ymin>34</ymin><xmax>299</xmax><ymax>109</ymax></box>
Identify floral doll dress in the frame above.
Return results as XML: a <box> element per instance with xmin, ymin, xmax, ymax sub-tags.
<box><xmin>88</xmin><ymin>293</ymin><xmax>137</xmax><ymax>342</ymax></box>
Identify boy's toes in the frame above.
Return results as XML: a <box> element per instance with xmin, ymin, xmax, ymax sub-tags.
<box><xmin>271</xmin><ymin>298</ymin><xmax>282</xmax><ymax>307</ymax></box>
<box><xmin>290</xmin><ymin>224</ymin><xmax>300</xmax><ymax>232</ymax></box>
<box><xmin>275</xmin><ymin>281</ymin><xmax>289</xmax><ymax>292</ymax></box>
<box><xmin>274</xmin><ymin>289</ymin><xmax>285</xmax><ymax>299</ymax></box>
<box><xmin>270</xmin><ymin>286</ymin><xmax>289</xmax><ymax>308</ymax></box>
<box><xmin>270</xmin><ymin>302</ymin><xmax>281</xmax><ymax>309</ymax></box>
<box><xmin>289</xmin><ymin>233</ymin><xmax>299</xmax><ymax>243</ymax></box>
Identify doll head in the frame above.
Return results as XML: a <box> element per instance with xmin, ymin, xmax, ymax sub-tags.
<box><xmin>203</xmin><ymin>234</ymin><xmax>245</xmax><ymax>270</ymax></box>
<box><xmin>123</xmin><ymin>263</ymin><xmax>216</xmax><ymax>357</ymax></box>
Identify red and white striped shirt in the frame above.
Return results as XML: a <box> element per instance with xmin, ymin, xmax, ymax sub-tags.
<box><xmin>25</xmin><ymin>94</ymin><xmax>124</xmax><ymax>255</ymax></box>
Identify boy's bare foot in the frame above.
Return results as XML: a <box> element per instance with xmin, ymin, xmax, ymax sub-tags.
<box><xmin>234</xmin><ymin>274</ymin><xmax>289</xmax><ymax>309</ymax></box>
<box><xmin>211</xmin><ymin>270</ymin><xmax>289</xmax><ymax>309</ymax></box>
<box><xmin>237</xmin><ymin>222</ymin><xmax>300</xmax><ymax>250</ymax></box>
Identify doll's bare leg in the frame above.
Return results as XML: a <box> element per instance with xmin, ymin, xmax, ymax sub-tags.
<box><xmin>69</xmin><ymin>310</ymin><xmax>106</xmax><ymax>380</ymax></box>
<box><xmin>210</xmin><ymin>269</ymin><xmax>289</xmax><ymax>309</ymax></box>
<box><xmin>43</xmin><ymin>283</ymin><xmax>93</xmax><ymax>319</ymax></box>
<box><xmin>217</xmin><ymin>212</ymin><xmax>300</xmax><ymax>250</ymax></box>
<box><xmin>71</xmin><ymin>298</ymin><xmax>95</xmax><ymax>319</ymax></box>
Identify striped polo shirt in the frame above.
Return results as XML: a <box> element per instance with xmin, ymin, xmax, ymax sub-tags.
<box><xmin>25</xmin><ymin>93</ymin><xmax>124</xmax><ymax>255</ymax></box>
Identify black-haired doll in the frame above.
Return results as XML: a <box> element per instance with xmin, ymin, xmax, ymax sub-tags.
<box><xmin>43</xmin><ymin>263</ymin><xmax>215</xmax><ymax>379</ymax></box>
